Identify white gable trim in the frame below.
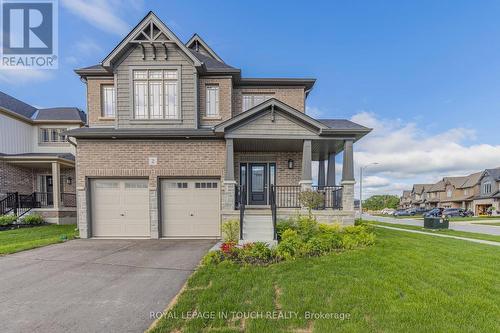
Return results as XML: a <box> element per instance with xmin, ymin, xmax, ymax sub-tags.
<box><xmin>102</xmin><ymin>12</ymin><xmax>202</xmax><ymax>68</ymax></box>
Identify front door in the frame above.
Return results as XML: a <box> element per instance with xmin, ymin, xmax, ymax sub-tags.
<box><xmin>249</xmin><ymin>163</ymin><xmax>267</xmax><ymax>205</ymax></box>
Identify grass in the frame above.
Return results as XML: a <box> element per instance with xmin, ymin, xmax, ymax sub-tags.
<box><xmin>368</xmin><ymin>221</ymin><xmax>500</xmax><ymax>243</ymax></box>
<box><xmin>371</xmin><ymin>214</ymin><xmax>422</xmax><ymax>219</ymax></box>
<box><xmin>150</xmin><ymin>227</ymin><xmax>500</xmax><ymax>333</ymax></box>
<box><xmin>0</xmin><ymin>224</ymin><xmax>78</xmax><ymax>255</ymax></box>
<box><xmin>447</xmin><ymin>216</ymin><xmax>500</xmax><ymax>222</ymax></box>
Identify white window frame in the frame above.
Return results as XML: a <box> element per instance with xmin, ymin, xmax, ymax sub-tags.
<box><xmin>101</xmin><ymin>85</ymin><xmax>116</xmax><ymax>118</ymax></box>
<box><xmin>483</xmin><ymin>182</ymin><xmax>492</xmax><ymax>194</ymax></box>
<box><xmin>242</xmin><ymin>94</ymin><xmax>273</xmax><ymax>112</ymax></box>
<box><xmin>132</xmin><ymin>69</ymin><xmax>179</xmax><ymax>120</ymax></box>
<box><xmin>39</xmin><ymin>128</ymin><xmax>67</xmax><ymax>144</ymax></box>
<box><xmin>447</xmin><ymin>189</ymin><xmax>452</xmax><ymax>198</ymax></box>
<box><xmin>205</xmin><ymin>85</ymin><xmax>219</xmax><ymax>118</ymax></box>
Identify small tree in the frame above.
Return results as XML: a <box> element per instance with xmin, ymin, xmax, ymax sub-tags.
<box><xmin>299</xmin><ymin>190</ymin><xmax>324</xmax><ymax>217</ymax></box>
<box><xmin>221</xmin><ymin>219</ymin><xmax>239</xmax><ymax>243</ymax></box>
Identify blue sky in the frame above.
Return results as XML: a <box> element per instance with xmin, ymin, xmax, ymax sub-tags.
<box><xmin>1</xmin><ymin>0</ymin><xmax>500</xmax><ymax>197</ymax></box>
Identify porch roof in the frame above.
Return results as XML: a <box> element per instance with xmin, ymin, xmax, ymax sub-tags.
<box><xmin>214</xmin><ymin>99</ymin><xmax>371</xmax><ymax>141</ymax></box>
<box><xmin>0</xmin><ymin>153</ymin><xmax>75</xmax><ymax>168</ymax></box>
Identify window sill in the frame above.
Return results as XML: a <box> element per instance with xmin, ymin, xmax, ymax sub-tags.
<box><xmin>202</xmin><ymin>116</ymin><xmax>222</xmax><ymax>120</ymax></box>
<box><xmin>98</xmin><ymin>117</ymin><xmax>115</xmax><ymax>121</ymax></box>
<box><xmin>129</xmin><ymin>119</ymin><xmax>183</xmax><ymax>124</ymax></box>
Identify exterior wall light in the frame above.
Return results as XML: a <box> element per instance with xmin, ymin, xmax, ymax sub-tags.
<box><xmin>67</xmin><ymin>177</ymin><xmax>72</xmax><ymax>185</ymax></box>
<box><xmin>288</xmin><ymin>159</ymin><xmax>294</xmax><ymax>169</ymax></box>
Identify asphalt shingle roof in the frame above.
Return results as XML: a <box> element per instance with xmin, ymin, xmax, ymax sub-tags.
<box><xmin>0</xmin><ymin>91</ymin><xmax>84</xmax><ymax>123</ymax></box>
<box><xmin>318</xmin><ymin>119</ymin><xmax>371</xmax><ymax>130</ymax></box>
<box><xmin>188</xmin><ymin>50</ymin><xmax>239</xmax><ymax>71</ymax></box>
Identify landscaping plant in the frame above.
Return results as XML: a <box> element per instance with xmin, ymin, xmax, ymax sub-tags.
<box><xmin>203</xmin><ymin>215</ymin><xmax>375</xmax><ymax>266</ymax></box>
<box><xmin>221</xmin><ymin>219</ymin><xmax>239</xmax><ymax>242</ymax></box>
<box><xmin>0</xmin><ymin>214</ymin><xmax>18</xmax><ymax>226</ymax></box>
<box><xmin>22</xmin><ymin>214</ymin><xmax>45</xmax><ymax>225</ymax></box>
<box><xmin>298</xmin><ymin>190</ymin><xmax>324</xmax><ymax>217</ymax></box>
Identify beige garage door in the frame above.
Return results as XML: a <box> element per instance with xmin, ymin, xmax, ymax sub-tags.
<box><xmin>91</xmin><ymin>179</ymin><xmax>149</xmax><ymax>238</ymax></box>
<box><xmin>161</xmin><ymin>179</ymin><xmax>220</xmax><ymax>238</ymax></box>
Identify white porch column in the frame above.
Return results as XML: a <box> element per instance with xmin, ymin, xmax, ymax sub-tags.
<box><xmin>51</xmin><ymin>162</ymin><xmax>61</xmax><ymax>210</ymax></box>
<box><xmin>300</xmin><ymin>140</ymin><xmax>313</xmax><ymax>191</ymax></box>
<box><xmin>222</xmin><ymin>138</ymin><xmax>236</xmax><ymax>210</ymax></box>
<box><xmin>341</xmin><ymin>139</ymin><xmax>355</xmax><ymax>217</ymax></box>
<box><xmin>326</xmin><ymin>152</ymin><xmax>336</xmax><ymax>186</ymax></box>
<box><xmin>318</xmin><ymin>159</ymin><xmax>326</xmax><ymax>187</ymax></box>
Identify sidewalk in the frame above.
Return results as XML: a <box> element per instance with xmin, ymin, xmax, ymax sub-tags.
<box><xmin>374</xmin><ymin>225</ymin><xmax>500</xmax><ymax>247</ymax></box>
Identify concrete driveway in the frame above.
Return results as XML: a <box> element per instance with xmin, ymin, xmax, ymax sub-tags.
<box><xmin>0</xmin><ymin>239</ymin><xmax>215</xmax><ymax>333</ymax></box>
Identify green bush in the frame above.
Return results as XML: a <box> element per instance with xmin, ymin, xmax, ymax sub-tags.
<box><xmin>0</xmin><ymin>215</ymin><xmax>18</xmax><ymax>226</ymax></box>
<box><xmin>22</xmin><ymin>214</ymin><xmax>44</xmax><ymax>225</ymax></box>
<box><xmin>203</xmin><ymin>216</ymin><xmax>376</xmax><ymax>266</ymax></box>
<box><xmin>221</xmin><ymin>219</ymin><xmax>239</xmax><ymax>243</ymax></box>
<box><xmin>299</xmin><ymin>190</ymin><xmax>325</xmax><ymax>216</ymax></box>
<box><xmin>276</xmin><ymin>218</ymin><xmax>297</xmax><ymax>240</ymax></box>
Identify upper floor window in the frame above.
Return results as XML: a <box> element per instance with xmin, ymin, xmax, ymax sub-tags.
<box><xmin>133</xmin><ymin>69</ymin><xmax>178</xmax><ymax>120</ymax></box>
<box><xmin>242</xmin><ymin>94</ymin><xmax>272</xmax><ymax>112</ymax></box>
<box><xmin>483</xmin><ymin>182</ymin><xmax>492</xmax><ymax>194</ymax></box>
<box><xmin>101</xmin><ymin>85</ymin><xmax>115</xmax><ymax>118</ymax></box>
<box><xmin>447</xmin><ymin>189</ymin><xmax>452</xmax><ymax>198</ymax></box>
<box><xmin>464</xmin><ymin>189</ymin><xmax>468</xmax><ymax>196</ymax></box>
<box><xmin>206</xmin><ymin>85</ymin><xmax>219</xmax><ymax>117</ymax></box>
<box><xmin>40</xmin><ymin>128</ymin><xmax>67</xmax><ymax>144</ymax></box>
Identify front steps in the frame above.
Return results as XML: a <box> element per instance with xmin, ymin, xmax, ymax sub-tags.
<box><xmin>241</xmin><ymin>209</ymin><xmax>276</xmax><ymax>244</ymax></box>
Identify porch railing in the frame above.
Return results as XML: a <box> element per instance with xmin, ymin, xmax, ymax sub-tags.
<box><xmin>0</xmin><ymin>192</ymin><xmax>76</xmax><ymax>216</ymax></box>
<box><xmin>237</xmin><ymin>185</ymin><xmax>246</xmax><ymax>240</ymax></box>
<box><xmin>270</xmin><ymin>185</ymin><xmax>343</xmax><ymax>210</ymax></box>
<box><xmin>312</xmin><ymin>186</ymin><xmax>343</xmax><ymax>210</ymax></box>
<box><xmin>270</xmin><ymin>185</ymin><xmax>277</xmax><ymax>240</ymax></box>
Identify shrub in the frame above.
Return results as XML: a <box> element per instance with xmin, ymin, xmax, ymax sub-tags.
<box><xmin>202</xmin><ymin>251</ymin><xmax>224</xmax><ymax>266</ymax></box>
<box><xmin>221</xmin><ymin>219</ymin><xmax>239</xmax><ymax>243</ymax></box>
<box><xmin>304</xmin><ymin>236</ymin><xmax>330</xmax><ymax>256</ymax></box>
<box><xmin>22</xmin><ymin>214</ymin><xmax>44</xmax><ymax>225</ymax></box>
<box><xmin>296</xmin><ymin>215</ymin><xmax>319</xmax><ymax>241</ymax></box>
<box><xmin>0</xmin><ymin>214</ymin><xmax>18</xmax><ymax>226</ymax></box>
<box><xmin>276</xmin><ymin>229</ymin><xmax>304</xmax><ymax>260</ymax></box>
<box><xmin>276</xmin><ymin>218</ymin><xmax>297</xmax><ymax>240</ymax></box>
<box><xmin>299</xmin><ymin>190</ymin><xmax>325</xmax><ymax>216</ymax></box>
<box><xmin>240</xmin><ymin>242</ymin><xmax>274</xmax><ymax>264</ymax></box>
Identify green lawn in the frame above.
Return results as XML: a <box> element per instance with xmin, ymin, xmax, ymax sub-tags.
<box><xmin>150</xmin><ymin>227</ymin><xmax>500</xmax><ymax>333</ymax></box>
<box><xmin>0</xmin><ymin>224</ymin><xmax>78</xmax><ymax>255</ymax></box>
<box><xmin>369</xmin><ymin>221</ymin><xmax>500</xmax><ymax>243</ymax></box>
<box><xmin>448</xmin><ymin>216</ymin><xmax>500</xmax><ymax>222</ymax></box>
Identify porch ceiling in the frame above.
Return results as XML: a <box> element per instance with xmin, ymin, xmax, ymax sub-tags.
<box><xmin>233</xmin><ymin>138</ymin><xmax>344</xmax><ymax>160</ymax></box>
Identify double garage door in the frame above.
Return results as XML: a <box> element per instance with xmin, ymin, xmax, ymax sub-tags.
<box><xmin>91</xmin><ymin>179</ymin><xmax>220</xmax><ymax>238</ymax></box>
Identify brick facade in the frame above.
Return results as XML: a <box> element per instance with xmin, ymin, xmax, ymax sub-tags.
<box><xmin>0</xmin><ymin>161</ymin><xmax>34</xmax><ymax>196</ymax></box>
<box><xmin>198</xmin><ymin>76</ymin><xmax>233</xmax><ymax>127</ymax></box>
<box><xmin>86</xmin><ymin>77</ymin><xmax>115</xmax><ymax>127</ymax></box>
<box><xmin>232</xmin><ymin>87</ymin><xmax>305</xmax><ymax>115</ymax></box>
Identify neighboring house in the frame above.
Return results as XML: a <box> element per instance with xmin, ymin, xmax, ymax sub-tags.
<box><xmin>473</xmin><ymin>168</ymin><xmax>500</xmax><ymax>215</ymax></box>
<box><xmin>439</xmin><ymin>172</ymin><xmax>481</xmax><ymax>210</ymax></box>
<box><xmin>424</xmin><ymin>180</ymin><xmax>446</xmax><ymax>209</ymax></box>
<box><xmin>399</xmin><ymin>190</ymin><xmax>411</xmax><ymax>209</ymax></box>
<box><xmin>409</xmin><ymin>184</ymin><xmax>432</xmax><ymax>208</ymax></box>
<box><xmin>67</xmin><ymin>12</ymin><xmax>371</xmax><ymax>241</ymax></box>
<box><xmin>0</xmin><ymin>91</ymin><xmax>86</xmax><ymax>223</ymax></box>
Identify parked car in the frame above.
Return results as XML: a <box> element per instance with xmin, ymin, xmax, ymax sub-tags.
<box><xmin>424</xmin><ymin>208</ymin><xmax>444</xmax><ymax>217</ymax></box>
<box><xmin>442</xmin><ymin>208</ymin><xmax>474</xmax><ymax>218</ymax></box>
<box><xmin>381</xmin><ymin>208</ymin><xmax>396</xmax><ymax>215</ymax></box>
<box><xmin>414</xmin><ymin>207</ymin><xmax>429</xmax><ymax>215</ymax></box>
<box><xmin>393</xmin><ymin>209</ymin><xmax>414</xmax><ymax>216</ymax></box>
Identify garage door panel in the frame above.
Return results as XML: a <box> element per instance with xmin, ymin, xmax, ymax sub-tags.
<box><xmin>161</xmin><ymin>179</ymin><xmax>220</xmax><ymax>238</ymax></box>
<box><xmin>91</xmin><ymin>179</ymin><xmax>149</xmax><ymax>238</ymax></box>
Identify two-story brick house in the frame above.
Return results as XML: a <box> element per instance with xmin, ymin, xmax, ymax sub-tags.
<box><xmin>0</xmin><ymin>91</ymin><xmax>85</xmax><ymax>223</ymax></box>
<box><xmin>67</xmin><ymin>12</ymin><xmax>371</xmax><ymax>240</ymax></box>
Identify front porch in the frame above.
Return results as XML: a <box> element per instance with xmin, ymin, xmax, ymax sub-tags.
<box><xmin>0</xmin><ymin>154</ymin><xmax>77</xmax><ymax>224</ymax></box>
<box><xmin>214</xmin><ymin>99</ymin><xmax>370</xmax><ymax>241</ymax></box>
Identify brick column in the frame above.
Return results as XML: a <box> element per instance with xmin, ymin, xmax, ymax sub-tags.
<box><xmin>223</xmin><ymin>138</ymin><xmax>236</xmax><ymax>210</ymax></box>
<box><xmin>52</xmin><ymin>162</ymin><xmax>61</xmax><ymax>210</ymax></box>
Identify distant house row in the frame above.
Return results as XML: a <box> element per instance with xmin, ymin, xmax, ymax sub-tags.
<box><xmin>399</xmin><ymin>167</ymin><xmax>500</xmax><ymax>215</ymax></box>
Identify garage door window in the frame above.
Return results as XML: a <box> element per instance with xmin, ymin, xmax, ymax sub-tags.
<box><xmin>166</xmin><ymin>182</ymin><xmax>188</xmax><ymax>189</ymax></box>
<box><xmin>125</xmin><ymin>181</ymin><xmax>148</xmax><ymax>189</ymax></box>
<box><xmin>95</xmin><ymin>181</ymin><xmax>119</xmax><ymax>189</ymax></box>
<box><xmin>195</xmin><ymin>182</ymin><xmax>218</xmax><ymax>189</ymax></box>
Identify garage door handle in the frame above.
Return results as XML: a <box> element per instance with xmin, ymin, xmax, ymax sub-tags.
<box><xmin>120</xmin><ymin>213</ymin><xmax>125</xmax><ymax>216</ymax></box>
<box><xmin>190</xmin><ymin>213</ymin><xmax>194</xmax><ymax>216</ymax></box>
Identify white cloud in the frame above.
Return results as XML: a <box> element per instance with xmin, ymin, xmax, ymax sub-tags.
<box><xmin>61</xmin><ymin>0</ymin><xmax>143</xmax><ymax>36</ymax></box>
<box><xmin>0</xmin><ymin>69</ymin><xmax>53</xmax><ymax>85</ymax></box>
<box><xmin>306</xmin><ymin>106</ymin><xmax>324</xmax><ymax>118</ymax></box>
<box><xmin>75</xmin><ymin>39</ymin><xmax>103</xmax><ymax>56</ymax></box>
<box><xmin>350</xmin><ymin>112</ymin><xmax>500</xmax><ymax>198</ymax></box>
